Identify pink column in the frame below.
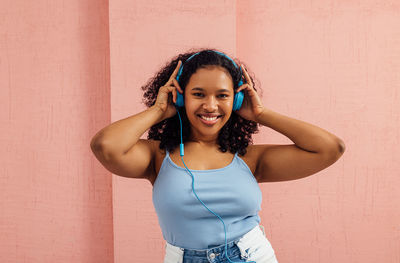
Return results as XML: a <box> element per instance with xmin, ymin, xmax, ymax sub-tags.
<box><xmin>0</xmin><ymin>0</ymin><xmax>114</xmax><ymax>262</ymax></box>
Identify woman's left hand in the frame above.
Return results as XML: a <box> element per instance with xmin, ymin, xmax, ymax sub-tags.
<box><xmin>235</xmin><ymin>64</ymin><xmax>265</xmax><ymax>122</ymax></box>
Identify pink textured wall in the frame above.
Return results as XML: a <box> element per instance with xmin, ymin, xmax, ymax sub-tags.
<box><xmin>2</xmin><ymin>0</ymin><xmax>399</xmax><ymax>262</ymax></box>
<box><xmin>110</xmin><ymin>1</ymin><xmax>400</xmax><ymax>262</ymax></box>
<box><xmin>0</xmin><ymin>0</ymin><xmax>114</xmax><ymax>262</ymax></box>
<box><xmin>237</xmin><ymin>1</ymin><xmax>400</xmax><ymax>262</ymax></box>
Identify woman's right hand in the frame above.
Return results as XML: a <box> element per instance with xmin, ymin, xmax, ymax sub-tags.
<box><xmin>153</xmin><ymin>60</ymin><xmax>184</xmax><ymax>120</ymax></box>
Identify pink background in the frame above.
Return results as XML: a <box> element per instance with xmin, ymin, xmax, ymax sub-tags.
<box><xmin>1</xmin><ymin>0</ymin><xmax>399</xmax><ymax>262</ymax></box>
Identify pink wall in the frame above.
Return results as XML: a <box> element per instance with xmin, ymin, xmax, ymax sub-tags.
<box><xmin>236</xmin><ymin>1</ymin><xmax>400</xmax><ymax>261</ymax></box>
<box><xmin>109</xmin><ymin>1</ymin><xmax>400</xmax><ymax>262</ymax></box>
<box><xmin>0</xmin><ymin>0</ymin><xmax>114</xmax><ymax>262</ymax></box>
<box><xmin>2</xmin><ymin>0</ymin><xmax>399</xmax><ymax>262</ymax></box>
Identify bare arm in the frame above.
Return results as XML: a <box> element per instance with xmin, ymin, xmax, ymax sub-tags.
<box><xmin>253</xmin><ymin>108</ymin><xmax>345</xmax><ymax>183</ymax></box>
<box><xmin>89</xmin><ymin>106</ymin><xmax>164</xmax><ymax>179</ymax></box>
<box><xmin>90</xmin><ymin>105</ymin><xmax>163</xmax><ymax>156</ymax></box>
<box><xmin>89</xmin><ymin>60</ymin><xmax>183</xmax><ymax>179</ymax></box>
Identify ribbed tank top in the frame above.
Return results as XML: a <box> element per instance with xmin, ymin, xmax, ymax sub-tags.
<box><xmin>152</xmin><ymin>150</ymin><xmax>262</xmax><ymax>250</ymax></box>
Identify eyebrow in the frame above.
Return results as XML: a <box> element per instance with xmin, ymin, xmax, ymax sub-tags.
<box><xmin>191</xmin><ymin>87</ymin><xmax>231</xmax><ymax>92</ymax></box>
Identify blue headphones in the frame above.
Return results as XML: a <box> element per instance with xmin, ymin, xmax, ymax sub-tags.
<box><xmin>173</xmin><ymin>51</ymin><xmax>256</xmax><ymax>263</ymax></box>
<box><xmin>174</xmin><ymin>51</ymin><xmax>245</xmax><ymax>111</ymax></box>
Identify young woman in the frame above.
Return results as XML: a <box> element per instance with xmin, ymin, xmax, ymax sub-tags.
<box><xmin>90</xmin><ymin>49</ymin><xmax>345</xmax><ymax>263</ymax></box>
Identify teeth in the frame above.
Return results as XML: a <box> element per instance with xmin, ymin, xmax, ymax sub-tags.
<box><xmin>200</xmin><ymin>115</ymin><xmax>218</xmax><ymax>121</ymax></box>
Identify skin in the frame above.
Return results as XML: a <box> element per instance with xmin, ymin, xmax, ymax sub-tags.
<box><xmin>173</xmin><ymin>63</ymin><xmax>264</xmax><ymax>146</ymax></box>
<box><xmin>90</xmin><ymin>58</ymin><xmax>344</xmax><ymax>185</ymax></box>
<box><xmin>152</xmin><ymin>60</ymin><xmax>344</xmax><ymax>185</ymax></box>
<box><xmin>184</xmin><ymin>66</ymin><xmax>235</xmax><ymax>147</ymax></box>
<box><xmin>151</xmin><ymin>63</ymin><xmax>263</xmax><ymax>181</ymax></box>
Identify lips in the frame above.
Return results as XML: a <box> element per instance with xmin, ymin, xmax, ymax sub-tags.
<box><xmin>197</xmin><ymin>114</ymin><xmax>221</xmax><ymax>118</ymax></box>
<box><xmin>197</xmin><ymin>114</ymin><xmax>221</xmax><ymax>120</ymax></box>
<box><xmin>197</xmin><ymin>114</ymin><xmax>222</xmax><ymax>125</ymax></box>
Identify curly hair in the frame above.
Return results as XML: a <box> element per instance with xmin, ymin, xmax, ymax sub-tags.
<box><xmin>141</xmin><ymin>47</ymin><xmax>262</xmax><ymax>157</ymax></box>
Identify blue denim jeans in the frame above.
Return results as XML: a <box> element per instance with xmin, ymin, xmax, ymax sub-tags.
<box><xmin>163</xmin><ymin>225</ymin><xmax>278</xmax><ymax>263</ymax></box>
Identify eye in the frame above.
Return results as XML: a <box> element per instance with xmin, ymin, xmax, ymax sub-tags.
<box><xmin>193</xmin><ymin>93</ymin><xmax>203</xmax><ymax>97</ymax></box>
<box><xmin>218</xmin><ymin>94</ymin><xmax>229</xmax><ymax>98</ymax></box>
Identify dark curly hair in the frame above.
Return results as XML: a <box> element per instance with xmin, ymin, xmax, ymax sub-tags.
<box><xmin>141</xmin><ymin>47</ymin><xmax>262</xmax><ymax>157</ymax></box>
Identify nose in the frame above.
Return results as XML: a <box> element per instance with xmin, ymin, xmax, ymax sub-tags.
<box><xmin>202</xmin><ymin>96</ymin><xmax>218</xmax><ymax>111</ymax></box>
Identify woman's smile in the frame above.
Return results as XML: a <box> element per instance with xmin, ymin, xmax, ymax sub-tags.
<box><xmin>184</xmin><ymin>66</ymin><xmax>234</xmax><ymax>141</ymax></box>
<box><xmin>197</xmin><ymin>114</ymin><xmax>223</xmax><ymax>126</ymax></box>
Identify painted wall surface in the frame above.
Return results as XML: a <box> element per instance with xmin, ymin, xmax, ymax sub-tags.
<box><xmin>236</xmin><ymin>1</ymin><xmax>400</xmax><ymax>262</ymax></box>
<box><xmin>0</xmin><ymin>0</ymin><xmax>114</xmax><ymax>262</ymax></box>
<box><xmin>1</xmin><ymin>0</ymin><xmax>399</xmax><ymax>262</ymax></box>
<box><xmin>110</xmin><ymin>1</ymin><xmax>399</xmax><ymax>262</ymax></box>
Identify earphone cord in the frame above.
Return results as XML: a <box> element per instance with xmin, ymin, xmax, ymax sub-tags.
<box><xmin>175</xmin><ymin>107</ymin><xmax>256</xmax><ymax>263</ymax></box>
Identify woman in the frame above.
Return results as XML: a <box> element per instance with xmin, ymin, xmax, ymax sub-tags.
<box><xmin>90</xmin><ymin>49</ymin><xmax>345</xmax><ymax>263</ymax></box>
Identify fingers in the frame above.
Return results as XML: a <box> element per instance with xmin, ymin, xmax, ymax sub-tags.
<box><xmin>241</xmin><ymin>64</ymin><xmax>252</xmax><ymax>84</ymax></box>
<box><xmin>172</xmin><ymin>78</ymin><xmax>183</xmax><ymax>94</ymax></box>
<box><xmin>237</xmin><ymin>64</ymin><xmax>252</xmax><ymax>92</ymax></box>
<box><xmin>160</xmin><ymin>82</ymin><xmax>180</xmax><ymax>104</ymax></box>
<box><xmin>237</xmin><ymin>84</ymin><xmax>248</xmax><ymax>93</ymax></box>
<box><xmin>169</xmin><ymin>60</ymin><xmax>182</xmax><ymax>82</ymax></box>
<box><xmin>165</xmin><ymin>60</ymin><xmax>183</xmax><ymax>91</ymax></box>
<box><xmin>158</xmin><ymin>60</ymin><xmax>183</xmax><ymax>105</ymax></box>
<box><xmin>172</xmin><ymin>84</ymin><xmax>176</xmax><ymax>104</ymax></box>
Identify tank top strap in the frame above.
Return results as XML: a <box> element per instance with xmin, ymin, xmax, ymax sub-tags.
<box><xmin>165</xmin><ymin>149</ymin><xmax>238</xmax><ymax>167</ymax></box>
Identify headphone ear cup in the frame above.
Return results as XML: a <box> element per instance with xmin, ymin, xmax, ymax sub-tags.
<box><xmin>232</xmin><ymin>90</ymin><xmax>244</xmax><ymax>111</ymax></box>
<box><xmin>175</xmin><ymin>91</ymin><xmax>184</xmax><ymax>107</ymax></box>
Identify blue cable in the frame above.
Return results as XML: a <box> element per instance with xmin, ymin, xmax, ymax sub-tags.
<box><xmin>175</xmin><ymin>107</ymin><xmax>256</xmax><ymax>263</ymax></box>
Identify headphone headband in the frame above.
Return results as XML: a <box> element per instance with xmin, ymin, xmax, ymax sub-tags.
<box><xmin>175</xmin><ymin>50</ymin><xmax>244</xmax><ymax>111</ymax></box>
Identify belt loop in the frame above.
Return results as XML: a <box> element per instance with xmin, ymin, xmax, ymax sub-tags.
<box><xmin>260</xmin><ymin>225</ymin><xmax>266</xmax><ymax>236</ymax></box>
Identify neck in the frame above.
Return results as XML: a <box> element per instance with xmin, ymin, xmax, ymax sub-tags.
<box><xmin>187</xmin><ymin>136</ymin><xmax>218</xmax><ymax>148</ymax></box>
<box><xmin>188</xmin><ymin>127</ymin><xmax>220</xmax><ymax>146</ymax></box>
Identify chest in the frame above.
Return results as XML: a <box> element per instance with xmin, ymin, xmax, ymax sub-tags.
<box><xmin>153</xmin><ymin>147</ymin><xmax>258</xmax><ymax>177</ymax></box>
<box><xmin>152</xmin><ymin>162</ymin><xmax>262</xmax><ymax>217</ymax></box>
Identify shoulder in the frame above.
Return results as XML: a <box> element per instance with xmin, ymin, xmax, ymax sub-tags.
<box><xmin>240</xmin><ymin>144</ymin><xmax>280</xmax><ymax>182</ymax></box>
<box><xmin>150</xmin><ymin>139</ymin><xmax>161</xmax><ymax>150</ymax></box>
<box><xmin>149</xmin><ymin>139</ymin><xmax>168</xmax><ymax>162</ymax></box>
<box><xmin>148</xmin><ymin>139</ymin><xmax>165</xmax><ymax>154</ymax></box>
<box><xmin>238</xmin><ymin>144</ymin><xmax>263</xmax><ymax>177</ymax></box>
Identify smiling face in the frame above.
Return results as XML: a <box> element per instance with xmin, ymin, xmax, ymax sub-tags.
<box><xmin>184</xmin><ymin>66</ymin><xmax>235</xmax><ymax>144</ymax></box>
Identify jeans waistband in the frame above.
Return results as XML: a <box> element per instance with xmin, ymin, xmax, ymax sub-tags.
<box><xmin>165</xmin><ymin>224</ymin><xmax>266</xmax><ymax>257</ymax></box>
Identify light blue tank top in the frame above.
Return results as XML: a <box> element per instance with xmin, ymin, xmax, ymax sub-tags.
<box><xmin>152</xmin><ymin>150</ymin><xmax>262</xmax><ymax>250</ymax></box>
